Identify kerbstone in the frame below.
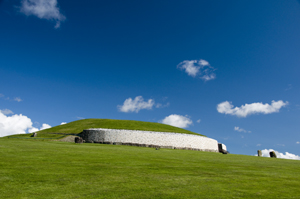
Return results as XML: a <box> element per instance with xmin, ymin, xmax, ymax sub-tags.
<box><xmin>257</xmin><ymin>150</ymin><xmax>262</xmax><ymax>157</ymax></box>
<box><xmin>270</xmin><ymin>151</ymin><xmax>277</xmax><ymax>158</ymax></box>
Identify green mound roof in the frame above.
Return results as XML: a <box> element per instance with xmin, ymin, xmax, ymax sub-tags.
<box><xmin>37</xmin><ymin>119</ymin><xmax>205</xmax><ymax>136</ymax></box>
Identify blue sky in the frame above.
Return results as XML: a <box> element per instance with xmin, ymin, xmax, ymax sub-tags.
<box><xmin>1</xmin><ymin>0</ymin><xmax>300</xmax><ymax>158</ymax></box>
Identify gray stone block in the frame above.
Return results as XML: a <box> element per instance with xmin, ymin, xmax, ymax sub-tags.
<box><xmin>257</xmin><ymin>150</ymin><xmax>262</xmax><ymax>157</ymax></box>
<box><xmin>75</xmin><ymin>137</ymin><xmax>84</xmax><ymax>143</ymax></box>
<box><xmin>270</xmin><ymin>151</ymin><xmax>277</xmax><ymax>158</ymax></box>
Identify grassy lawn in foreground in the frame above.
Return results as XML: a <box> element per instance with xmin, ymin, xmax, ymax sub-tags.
<box><xmin>0</xmin><ymin>138</ymin><xmax>299</xmax><ymax>199</ymax></box>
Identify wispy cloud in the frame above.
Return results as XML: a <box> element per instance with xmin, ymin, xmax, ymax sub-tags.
<box><xmin>196</xmin><ymin>119</ymin><xmax>201</xmax><ymax>123</ymax></box>
<box><xmin>259</xmin><ymin>149</ymin><xmax>300</xmax><ymax>160</ymax></box>
<box><xmin>0</xmin><ymin>93</ymin><xmax>9</xmax><ymax>100</ymax></box>
<box><xmin>14</xmin><ymin>97</ymin><xmax>22</xmax><ymax>102</ymax></box>
<box><xmin>296</xmin><ymin>141</ymin><xmax>300</xmax><ymax>144</ymax></box>
<box><xmin>177</xmin><ymin>59</ymin><xmax>216</xmax><ymax>81</ymax></box>
<box><xmin>155</xmin><ymin>102</ymin><xmax>170</xmax><ymax>108</ymax></box>
<box><xmin>234</xmin><ymin>126</ymin><xmax>251</xmax><ymax>133</ymax></box>
<box><xmin>160</xmin><ymin>114</ymin><xmax>193</xmax><ymax>128</ymax></box>
<box><xmin>19</xmin><ymin>0</ymin><xmax>66</xmax><ymax>28</ymax></box>
<box><xmin>118</xmin><ymin>96</ymin><xmax>155</xmax><ymax>113</ymax></box>
<box><xmin>0</xmin><ymin>109</ymin><xmax>14</xmax><ymax>115</ymax></box>
<box><xmin>0</xmin><ymin>94</ymin><xmax>22</xmax><ymax>102</ymax></box>
<box><xmin>276</xmin><ymin>144</ymin><xmax>285</xmax><ymax>147</ymax></box>
<box><xmin>60</xmin><ymin>122</ymin><xmax>67</xmax><ymax>125</ymax></box>
<box><xmin>285</xmin><ymin>84</ymin><xmax>292</xmax><ymax>91</ymax></box>
<box><xmin>217</xmin><ymin>100</ymin><xmax>288</xmax><ymax>117</ymax></box>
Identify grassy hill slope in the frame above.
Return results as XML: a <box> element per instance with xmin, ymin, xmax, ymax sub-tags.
<box><xmin>37</xmin><ymin>118</ymin><xmax>203</xmax><ymax>136</ymax></box>
<box><xmin>0</xmin><ymin>138</ymin><xmax>299</xmax><ymax>198</ymax></box>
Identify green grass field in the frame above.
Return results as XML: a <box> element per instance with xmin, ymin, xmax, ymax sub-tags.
<box><xmin>0</xmin><ymin>138</ymin><xmax>299</xmax><ymax>199</ymax></box>
<box><xmin>36</xmin><ymin>119</ymin><xmax>202</xmax><ymax>136</ymax></box>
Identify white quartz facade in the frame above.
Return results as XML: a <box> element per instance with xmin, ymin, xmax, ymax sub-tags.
<box><xmin>82</xmin><ymin>128</ymin><xmax>219</xmax><ymax>152</ymax></box>
<box><xmin>221</xmin><ymin>143</ymin><xmax>227</xmax><ymax>151</ymax></box>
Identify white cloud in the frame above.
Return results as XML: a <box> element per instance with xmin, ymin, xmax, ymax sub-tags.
<box><xmin>199</xmin><ymin>59</ymin><xmax>209</xmax><ymax>66</ymax></box>
<box><xmin>296</xmin><ymin>141</ymin><xmax>300</xmax><ymax>144</ymax></box>
<box><xmin>0</xmin><ymin>111</ymin><xmax>34</xmax><ymax>137</ymax></box>
<box><xmin>40</xmin><ymin>123</ymin><xmax>51</xmax><ymax>130</ymax></box>
<box><xmin>28</xmin><ymin>127</ymin><xmax>39</xmax><ymax>133</ymax></box>
<box><xmin>257</xmin><ymin>144</ymin><xmax>261</xmax><ymax>146</ymax></box>
<box><xmin>177</xmin><ymin>59</ymin><xmax>216</xmax><ymax>81</ymax></box>
<box><xmin>217</xmin><ymin>100</ymin><xmax>288</xmax><ymax>117</ymax></box>
<box><xmin>260</xmin><ymin>149</ymin><xmax>300</xmax><ymax>160</ymax></box>
<box><xmin>118</xmin><ymin>96</ymin><xmax>155</xmax><ymax>113</ymax></box>
<box><xmin>14</xmin><ymin>97</ymin><xmax>22</xmax><ymax>102</ymax></box>
<box><xmin>0</xmin><ymin>109</ymin><xmax>51</xmax><ymax>137</ymax></box>
<box><xmin>234</xmin><ymin>126</ymin><xmax>251</xmax><ymax>133</ymax></box>
<box><xmin>60</xmin><ymin>122</ymin><xmax>67</xmax><ymax>125</ymax></box>
<box><xmin>201</xmin><ymin>74</ymin><xmax>216</xmax><ymax>81</ymax></box>
<box><xmin>160</xmin><ymin>114</ymin><xmax>193</xmax><ymax>128</ymax></box>
<box><xmin>19</xmin><ymin>0</ymin><xmax>66</xmax><ymax>28</ymax></box>
<box><xmin>0</xmin><ymin>109</ymin><xmax>14</xmax><ymax>115</ymax></box>
<box><xmin>196</xmin><ymin>119</ymin><xmax>201</xmax><ymax>123</ymax></box>
<box><xmin>28</xmin><ymin>123</ymin><xmax>51</xmax><ymax>133</ymax></box>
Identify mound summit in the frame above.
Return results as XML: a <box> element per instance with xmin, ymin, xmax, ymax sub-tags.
<box><xmin>37</xmin><ymin>118</ymin><xmax>205</xmax><ymax>136</ymax></box>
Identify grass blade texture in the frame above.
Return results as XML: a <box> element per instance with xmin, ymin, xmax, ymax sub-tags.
<box><xmin>0</xmin><ymin>138</ymin><xmax>299</xmax><ymax>199</ymax></box>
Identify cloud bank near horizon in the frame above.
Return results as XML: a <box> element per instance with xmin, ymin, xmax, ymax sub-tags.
<box><xmin>259</xmin><ymin>149</ymin><xmax>300</xmax><ymax>160</ymax></box>
<box><xmin>0</xmin><ymin>109</ymin><xmax>51</xmax><ymax>137</ymax></box>
<box><xmin>19</xmin><ymin>0</ymin><xmax>66</xmax><ymax>28</ymax></box>
<box><xmin>217</xmin><ymin>100</ymin><xmax>288</xmax><ymax>117</ymax></box>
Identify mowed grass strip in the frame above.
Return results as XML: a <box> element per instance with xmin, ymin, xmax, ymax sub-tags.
<box><xmin>7</xmin><ymin>133</ymin><xmax>67</xmax><ymax>139</ymax></box>
<box><xmin>0</xmin><ymin>138</ymin><xmax>299</xmax><ymax>199</ymax></box>
<box><xmin>36</xmin><ymin>118</ymin><xmax>203</xmax><ymax>136</ymax></box>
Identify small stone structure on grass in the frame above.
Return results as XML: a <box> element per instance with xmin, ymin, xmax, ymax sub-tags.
<box><xmin>270</xmin><ymin>151</ymin><xmax>277</xmax><ymax>158</ymax></box>
<box><xmin>218</xmin><ymin>143</ymin><xmax>228</xmax><ymax>154</ymax></box>
<box><xmin>75</xmin><ymin>137</ymin><xmax>84</xmax><ymax>143</ymax></box>
<box><xmin>257</xmin><ymin>150</ymin><xmax>262</xmax><ymax>157</ymax></box>
<box><xmin>31</xmin><ymin>133</ymin><xmax>37</xmax><ymax>137</ymax></box>
<box><xmin>80</xmin><ymin>128</ymin><xmax>227</xmax><ymax>153</ymax></box>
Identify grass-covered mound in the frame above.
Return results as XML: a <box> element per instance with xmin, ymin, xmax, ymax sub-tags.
<box><xmin>0</xmin><ymin>138</ymin><xmax>299</xmax><ymax>198</ymax></box>
<box><xmin>37</xmin><ymin>118</ymin><xmax>203</xmax><ymax>136</ymax></box>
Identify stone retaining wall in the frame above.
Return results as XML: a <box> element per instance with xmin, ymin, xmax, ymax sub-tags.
<box><xmin>81</xmin><ymin>128</ymin><xmax>219</xmax><ymax>152</ymax></box>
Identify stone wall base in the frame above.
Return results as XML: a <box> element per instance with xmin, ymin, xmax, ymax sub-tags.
<box><xmin>84</xmin><ymin>140</ymin><xmax>218</xmax><ymax>153</ymax></box>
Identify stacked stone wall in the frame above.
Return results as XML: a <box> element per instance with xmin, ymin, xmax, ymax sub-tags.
<box><xmin>81</xmin><ymin>128</ymin><xmax>219</xmax><ymax>152</ymax></box>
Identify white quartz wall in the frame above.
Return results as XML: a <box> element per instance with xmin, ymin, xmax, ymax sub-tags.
<box><xmin>83</xmin><ymin>128</ymin><xmax>219</xmax><ymax>152</ymax></box>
